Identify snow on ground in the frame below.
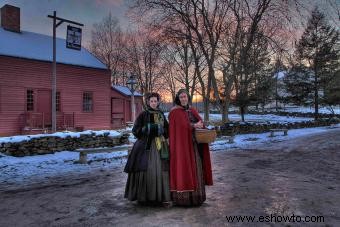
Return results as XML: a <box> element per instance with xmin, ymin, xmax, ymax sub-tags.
<box><xmin>210</xmin><ymin>124</ymin><xmax>340</xmax><ymax>151</ymax></box>
<box><xmin>269</xmin><ymin>106</ymin><xmax>340</xmax><ymax>114</ymax></box>
<box><xmin>1</xmin><ymin>122</ymin><xmax>339</xmax><ymax>189</ymax></box>
<box><xmin>163</xmin><ymin>113</ymin><xmax>313</xmax><ymax>124</ymax></box>
<box><xmin>0</xmin><ymin>130</ymin><xmax>122</xmax><ymax>144</ymax></box>
<box><xmin>207</xmin><ymin>113</ymin><xmax>313</xmax><ymax>124</ymax></box>
<box><xmin>0</xmin><ymin>150</ymin><xmax>129</xmax><ymax>189</ymax></box>
<box><xmin>0</xmin><ymin>129</ymin><xmax>128</xmax><ymax>189</ymax></box>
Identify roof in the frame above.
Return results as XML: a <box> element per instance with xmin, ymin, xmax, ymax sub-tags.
<box><xmin>274</xmin><ymin>71</ymin><xmax>286</xmax><ymax>80</ymax></box>
<box><xmin>112</xmin><ymin>85</ymin><xmax>143</xmax><ymax>97</ymax></box>
<box><xmin>0</xmin><ymin>27</ymin><xmax>107</xmax><ymax>70</ymax></box>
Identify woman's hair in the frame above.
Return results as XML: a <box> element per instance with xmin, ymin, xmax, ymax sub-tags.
<box><xmin>174</xmin><ymin>89</ymin><xmax>191</xmax><ymax>106</ymax></box>
<box><xmin>145</xmin><ymin>92</ymin><xmax>161</xmax><ymax>102</ymax></box>
<box><xmin>144</xmin><ymin>92</ymin><xmax>161</xmax><ymax>108</ymax></box>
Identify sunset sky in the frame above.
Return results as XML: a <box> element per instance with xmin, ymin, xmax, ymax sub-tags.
<box><xmin>0</xmin><ymin>0</ymin><xmax>132</xmax><ymax>45</ymax></box>
<box><xmin>1</xmin><ymin>0</ymin><xmax>338</xmax><ymax>47</ymax></box>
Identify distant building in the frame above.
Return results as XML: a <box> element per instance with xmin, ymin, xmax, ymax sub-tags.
<box><xmin>111</xmin><ymin>85</ymin><xmax>143</xmax><ymax>128</ymax></box>
<box><xmin>0</xmin><ymin>4</ymin><xmax>142</xmax><ymax>136</ymax></box>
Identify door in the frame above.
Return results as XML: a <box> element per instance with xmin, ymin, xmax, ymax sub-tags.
<box><xmin>111</xmin><ymin>98</ymin><xmax>124</xmax><ymax>128</ymax></box>
<box><xmin>37</xmin><ymin>89</ymin><xmax>52</xmax><ymax>126</ymax></box>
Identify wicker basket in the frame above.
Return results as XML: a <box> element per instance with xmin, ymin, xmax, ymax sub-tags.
<box><xmin>195</xmin><ymin>128</ymin><xmax>217</xmax><ymax>144</ymax></box>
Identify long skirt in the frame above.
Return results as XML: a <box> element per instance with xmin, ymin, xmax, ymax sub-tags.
<box><xmin>124</xmin><ymin>141</ymin><xmax>171</xmax><ymax>203</ymax></box>
<box><xmin>171</xmin><ymin>142</ymin><xmax>206</xmax><ymax>206</ymax></box>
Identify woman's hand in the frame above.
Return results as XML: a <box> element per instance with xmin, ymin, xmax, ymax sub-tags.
<box><xmin>194</xmin><ymin>120</ymin><xmax>204</xmax><ymax>129</ymax></box>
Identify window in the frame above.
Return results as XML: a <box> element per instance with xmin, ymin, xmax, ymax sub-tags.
<box><xmin>83</xmin><ymin>92</ymin><xmax>93</xmax><ymax>112</ymax></box>
<box><xmin>27</xmin><ymin>90</ymin><xmax>34</xmax><ymax>111</ymax></box>
<box><xmin>56</xmin><ymin>91</ymin><xmax>61</xmax><ymax>112</ymax></box>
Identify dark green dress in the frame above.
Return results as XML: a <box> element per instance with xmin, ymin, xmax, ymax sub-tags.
<box><xmin>124</xmin><ymin>109</ymin><xmax>170</xmax><ymax>203</ymax></box>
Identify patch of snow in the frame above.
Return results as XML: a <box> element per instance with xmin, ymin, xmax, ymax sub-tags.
<box><xmin>277</xmin><ymin>71</ymin><xmax>286</xmax><ymax>79</ymax></box>
<box><xmin>0</xmin><ymin>130</ymin><xmax>122</xmax><ymax>144</ymax></box>
<box><xmin>206</xmin><ymin>125</ymin><xmax>215</xmax><ymax>129</ymax></box>
<box><xmin>164</xmin><ymin>112</ymin><xmax>312</xmax><ymax>124</ymax></box>
<box><xmin>206</xmin><ymin>113</ymin><xmax>313</xmax><ymax>124</ymax></box>
<box><xmin>0</xmin><ymin>150</ymin><xmax>128</xmax><ymax>189</ymax></box>
<box><xmin>281</xmin><ymin>106</ymin><xmax>340</xmax><ymax>114</ymax></box>
<box><xmin>210</xmin><ymin>126</ymin><xmax>333</xmax><ymax>152</ymax></box>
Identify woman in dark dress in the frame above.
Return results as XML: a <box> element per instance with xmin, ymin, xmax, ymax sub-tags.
<box><xmin>124</xmin><ymin>92</ymin><xmax>171</xmax><ymax>207</ymax></box>
<box><xmin>169</xmin><ymin>89</ymin><xmax>213</xmax><ymax>206</ymax></box>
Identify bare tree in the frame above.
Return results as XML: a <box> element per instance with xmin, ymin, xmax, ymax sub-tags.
<box><xmin>124</xmin><ymin>27</ymin><xmax>166</xmax><ymax>95</ymax></box>
<box><xmin>128</xmin><ymin>0</ymin><xmax>337</xmax><ymax>122</ymax></box>
<box><xmin>90</xmin><ymin>13</ymin><xmax>125</xmax><ymax>84</ymax></box>
<box><xmin>160</xmin><ymin>56</ymin><xmax>178</xmax><ymax>102</ymax></box>
<box><xmin>131</xmin><ymin>0</ymin><xmax>233</xmax><ymax>123</ymax></box>
<box><xmin>162</xmin><ymin>35</ymin><xmax>203</xmax><ymax>103</ymax></box>
<box><xmin>223</xmin><ymin>0</ymin><xmax>300</xmax><ymax>121</ymax></box>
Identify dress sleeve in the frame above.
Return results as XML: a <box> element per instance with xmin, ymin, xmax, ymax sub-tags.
<box><xmin>132</xmin><ymin>112</ymin><xmax>145</xmax><ymax>139</ymax></box>
<box><xmin>190</xmin><ymin>108</ymin><xmax>203</xmax><ymax>123</ymax></box>
<box><xmin>163</xmin><ymin>113</ymin><xmax>169</xmax><ymax>139</ymax></box>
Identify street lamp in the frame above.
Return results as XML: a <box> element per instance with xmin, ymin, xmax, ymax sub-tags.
<box><xmin>126</xmin><ymin>74</ymin><xmax>137</xmax><ymax>122</ymax></box>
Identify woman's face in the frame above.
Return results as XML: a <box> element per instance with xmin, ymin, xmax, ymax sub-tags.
<box><xmin>179</xmin><ymin>92</ymin><xmax>189</xmax><ymax>106</ymax></box>
<box><xmin>149</xmin><ymin>97</ymin><xmax>159</xmax><ymax>109</ymax></box>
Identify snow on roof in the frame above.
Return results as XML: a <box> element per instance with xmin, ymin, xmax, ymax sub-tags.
<box><xmin>274</xmin><ymin>71</ymin><xmax>286</xmax><ymax>80</ymax></box>
<box><xmin>112</xmin><ymin>85</ymin><xmax>143</xmax><ymax>97</ymax></box>
<box><xmin>0</xmin><ymin>27</ymin><xmax>107</xmax><ymax>70</ymax></box>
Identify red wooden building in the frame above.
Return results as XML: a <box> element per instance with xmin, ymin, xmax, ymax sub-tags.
<box><xmin>0</xmin><ymin>4</ymin><xmax>143</xmax><ymax>136</ymax></box>
<box><xmin>111</xmin><ymin>85</ymin><xmax>143</xmax><ymax>128</ymax></box>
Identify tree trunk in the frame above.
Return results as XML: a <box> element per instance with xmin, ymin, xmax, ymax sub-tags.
<box><xmin>314</xmin><ymin>85</ymin><xmax>319</xmax><ymax>120</ymax></box>
<box><xmin>204</xmin><ymin>76</ymin><xmax>211</xmax><ymax>124</ymax></box>
<box><xmin>203</xmin><ymin>97</ymin><xmax>209</xmax><ymax>124</ymax></box>
<box><xmin>314</xmin><ymin>70</ymin><xmax>319</xmax><ymax>120</ymax></box>
<box><xmin>240</xmin><ymin>106</ymin><xmax>245</xmax><ymax>122</ymax></box>
<box><xmin>221</xmin><ymin>100</ymin><xmax>230</xmax><ymax>123</ymax></box>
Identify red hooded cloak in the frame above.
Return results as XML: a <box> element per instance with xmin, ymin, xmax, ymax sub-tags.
<box><xmin>169</xmin><ymin>106</ymin><xmax>213</xmax><ymax>192</ymax></box>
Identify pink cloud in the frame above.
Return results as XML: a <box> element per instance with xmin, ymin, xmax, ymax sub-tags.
<box><xmin>95</xmin><ymin>0</ymin><xmax>123</xmax><ymax>7</ymax></box>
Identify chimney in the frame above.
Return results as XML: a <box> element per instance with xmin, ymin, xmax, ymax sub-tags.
<box><xmin>1</xmin><ymin>4</ymin><xmax>20</xmax><ymax>33</ymax></box>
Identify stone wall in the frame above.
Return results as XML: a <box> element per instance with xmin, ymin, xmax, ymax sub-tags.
<box><xmin>219</xmin><ymin>120</ymin><xmax>337</xmax><ymax>136</ymax></box>
<box><xmin>211</xmin><ymin>109</ymin><xmax>340</xmax><ymax>119</ymax></box>
<box><xmin>0</xmin><ymin>133</ymin><xmax>129</xmax><ymax>157</ymax></box>
<box><xmin>247</xmin><ymin>110</ymin><xmax>340</xmax><ymax>119</ymax></box>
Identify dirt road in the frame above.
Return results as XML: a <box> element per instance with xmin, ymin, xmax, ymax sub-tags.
<box><xmin>1</xmin><ymin>129</ymin><xmax>339</xmax><ymax>226</ymax></box>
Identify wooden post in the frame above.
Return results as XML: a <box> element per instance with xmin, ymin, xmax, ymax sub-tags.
<box><xmin>48</xmin><ymin>12</ymin><xmax>83</xmax><ymax>132</ymax></box>
<box><xmin>52</xmin><ymin>11</ymin><xmax>56</xmax><ymax>132</ymax></box>
<box><xmin>131</xmin><ymin>93</ymin><xmax>135</xmax><ymax>122</ymax></box>
<box><xmin>79</xmin><ymin>152</ymin><xmax>87</xmax><ymax>164</ymax></box>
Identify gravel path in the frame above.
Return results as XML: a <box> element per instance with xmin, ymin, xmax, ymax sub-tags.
<box><xmin>0</xmin><ymin>128</ymin><xmax>339</xmax><ymax>226</ymax></box>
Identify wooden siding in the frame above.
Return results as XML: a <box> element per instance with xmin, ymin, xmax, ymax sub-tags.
<box><xmin>0</xmin><ymin>55</ymin><xmax>111</xmax><ymax>136</ymax></box>
<box><xmin>110</xmin><ymin>88</ymin><xmax>143</xmax><ymax>128</ymax></box>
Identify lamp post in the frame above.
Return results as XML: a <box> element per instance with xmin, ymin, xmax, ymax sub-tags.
<box><xmin>195</xmin><ymin>89</ymin><xmax>198</xmax><ymax>110</ymax></box>
<box><xmin>126</xmin><ymin>74</ymin><xmax>137</xmax><ymax>122</ymax></box>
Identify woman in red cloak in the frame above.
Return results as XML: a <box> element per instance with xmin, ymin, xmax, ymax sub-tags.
<box><xmin>169</xmin><ymin>89</ymin><xmax>213</xmax><ymax>206</ymax></box>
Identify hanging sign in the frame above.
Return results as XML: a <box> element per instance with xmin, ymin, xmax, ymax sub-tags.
<box><xmin>66</xmin><ymin>25</ymin><xmax>82</xmax><ymax>50</ymax></box>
